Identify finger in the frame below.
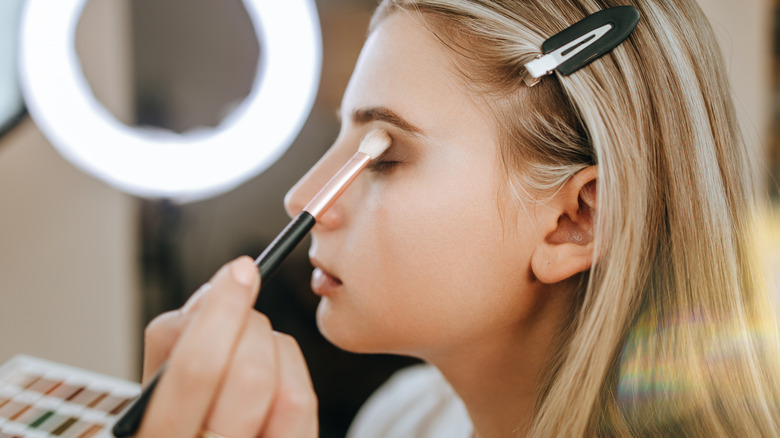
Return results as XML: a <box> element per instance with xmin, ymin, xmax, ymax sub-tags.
<box><xmin>142</xmin><ymin>283</ymin><xmax>210</xmax><ymax>382</ymax></box>
<box><xmin>204</xmin><ymin>313</ymin><xmax>278</xmax><ymax>437</ymax></box>
<box><xmin>138</xmin><ymin>256</ymin><xmax>261</xmax><ymax>438</ymax></box>
<box><xmin>142</xmin><ymin>310</ymin><xmax>188</xmax><ymax>384</ymax></box>
<box><xmin>262</xmin><ymin>332</ymin><xmax>318</xmax><ymax>438</ymax></box>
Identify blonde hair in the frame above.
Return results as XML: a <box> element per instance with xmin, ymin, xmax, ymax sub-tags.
<box><xmin>372</xmin><ymin>0</ymin><xmax>780</xmax><ymax>436</ymax></box>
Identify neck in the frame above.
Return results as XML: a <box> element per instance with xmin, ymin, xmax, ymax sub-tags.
<box><xmin>424</xmin><ymin>283</ymin><xmax>574</xmax><ymax>438</ymax></box>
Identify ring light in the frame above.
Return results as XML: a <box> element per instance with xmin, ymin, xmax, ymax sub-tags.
<box><xmin>0</xmin><ymin>0</ymin><xmax>26</xmax><ymax>137</ymax></box>
<box><xmin>20</xmin><ymin>0</ymin><xmax>321</xmax><ymax>202</ymax></box>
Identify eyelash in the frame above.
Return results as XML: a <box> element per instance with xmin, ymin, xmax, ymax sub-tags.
<box><xmin>367</xmin><ymin>159</ymin><xmax>402</xmax><ymax>173</ymax></box>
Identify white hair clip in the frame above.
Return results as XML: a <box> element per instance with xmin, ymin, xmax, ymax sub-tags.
<box><xmin>524</xmin><ymin>6</ymin><xmax>640</xmax><ymax>87</ymax></box>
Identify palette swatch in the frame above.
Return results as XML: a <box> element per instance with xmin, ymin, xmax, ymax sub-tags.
<box><xmin>0</xmin><ymin>355</ymin><xmax>139</xmax><ymax>437</ymax></box>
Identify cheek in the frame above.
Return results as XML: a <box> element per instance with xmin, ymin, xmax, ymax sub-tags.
<box><xmin>364</xmin><ymin>174</ymin><xmax>518</xmax><ymax>283</ymax></box>
<box><xmin>338</xmin><ymin>172</ymin><xmax>537</xmax><ymax>350</ymax></box>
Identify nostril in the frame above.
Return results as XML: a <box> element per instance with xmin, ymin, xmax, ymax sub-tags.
<box><xmin>314</xmin><ymin>204</ymin><xmax>343</xmax><ymax>230</ymax></box>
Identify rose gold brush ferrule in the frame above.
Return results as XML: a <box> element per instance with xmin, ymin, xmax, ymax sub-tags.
<box><xmin>303</xmin><ymin>152</ymin><xmax>371</xmax><ymax>219</ymax></box>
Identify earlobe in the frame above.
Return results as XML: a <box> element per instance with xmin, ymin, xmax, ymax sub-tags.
<box><xmin>531</xmin><ymin>239</ymin><xmax>595</xmax><ymax>283</ymax></box>
<box><xmin>530</xmin><ymin>166</ymin><xmax>598</xmax><ymax>284</ymax></box>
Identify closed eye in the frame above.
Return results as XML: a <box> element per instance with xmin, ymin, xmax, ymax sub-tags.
<box><xmin>367</xmin><ymin>159</ymin><xmax>402</xmax><ymax>173</ymax></box>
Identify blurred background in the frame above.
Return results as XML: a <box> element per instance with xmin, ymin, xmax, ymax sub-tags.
<box><xmin>0</xmin><ymin>0</ymin><xmax>777</xmax><ymax>436</ymax></box>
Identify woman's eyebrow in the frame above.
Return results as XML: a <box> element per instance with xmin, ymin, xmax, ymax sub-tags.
<box><xmin>352</xmin><ymin>106</ymin><xmax>425</xmax><ymax>136</ymax></box>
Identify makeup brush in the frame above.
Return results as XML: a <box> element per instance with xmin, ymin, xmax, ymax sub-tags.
<box><xmin>254</xmin><ymin>128</ymin><xmax>391</xmax><ymax>279</ymax></box>
<box><xmin>112</xmin><ymin>129</ymin><xmax>392</xmax><ymax>438</ymax></box>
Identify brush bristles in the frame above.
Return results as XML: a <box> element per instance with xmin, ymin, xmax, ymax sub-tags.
<box><xmin>358</xmin><ymin>129</ymin><xmax>392</xmax><ymax>160</ymax></box>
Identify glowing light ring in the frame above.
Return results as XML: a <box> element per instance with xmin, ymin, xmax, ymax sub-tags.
<box><xmin>20</xmin><ymin>0</ymin><xmax>321</xmax><ymax>202</ymax></box>
<box><xmin>0</xmin><ymin>0</ymin><xmax>27</xmax><ymax>137</ymax></box>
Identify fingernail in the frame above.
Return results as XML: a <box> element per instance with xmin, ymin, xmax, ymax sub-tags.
<box><xmin>231</xmin><ymin>257</ymin><xmax>258</xmax><ymax>287</ymax></box>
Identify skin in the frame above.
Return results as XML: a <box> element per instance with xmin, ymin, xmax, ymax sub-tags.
<box><xmin>140</xmin><ymin>257</ymin><xmax>318</xmax><ymax>438</ymax></box>
<box><xmin>284</xmin><ymin>11</ymin><xmax>597</xmax><ymax>438</ymax></box>
<box><xmin>142</xmin><ymin>10</ymin><xmax>597</xmax><ymax>438</ymax></box>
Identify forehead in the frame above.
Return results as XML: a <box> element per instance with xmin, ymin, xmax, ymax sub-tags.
<box><xmin>341</xmin><ymin>12</ymin><xmax>488</xmax><ymax>139</ymax></box>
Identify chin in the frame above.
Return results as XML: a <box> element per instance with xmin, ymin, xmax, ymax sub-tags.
<box><xmin>315</xmin><ymin>301</ymin><xmax>395</xmax><ymax>354</ymax></box>
<box><xmin>316</xmin><ymin>304</ymin><xmax>369</xmax><ymax>353</ymax></box>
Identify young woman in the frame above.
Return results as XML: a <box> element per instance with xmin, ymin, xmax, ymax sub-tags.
<box><xmin>140</xmin><ymin>0</ymin><xmax>780</xmax><ymax>436</ymax></box>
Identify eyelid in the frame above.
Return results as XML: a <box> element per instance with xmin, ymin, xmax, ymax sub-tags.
<box><xmin>367</xmin><ymin>159</ymin><xmax>402</xmax><ymax>173</ymax></box>
<box><xmin>372</xmin><ymin>144</ymin><xmax>394</xmax><ymax>163</ymax></box>
<box><xmin>367</xmin><ymin>141</ymin><xmax>407</xmax><ymax>173</ymax></box>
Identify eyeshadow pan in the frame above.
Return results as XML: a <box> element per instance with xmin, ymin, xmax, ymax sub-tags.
<box><xmin>4</xmin><ymin>371</ymin><xmax>39</xmax><ymax>389</ymax></box>
<box><xmin>28</xmin><ymin>378</ymin><xmax>61</xmax><ymax>395</ymax></box>
<box><xmin>77</xmin><ymin>424</ymin><xmax>103</xmax><ymax>438</ymax></box>
<box><xmin>49</xmin><ymin>417</ymin><xmax>78</xmax><ymax>436</ymax></box>
<box><xmin>49</xmin><ymin>383</ymin><xmax>82</xmax><ymax>401</ymax></box>
<box><xmin>58</xmin><ymin>421</ymin><xmax>93</xmax><ymax>438</ymax></box>
<box><xmin>64</xmin><ymin>387</ymin><xmax>85</xmax><ymax>402</ymax></box>
<box><xmin>85</xmin><ymin>392</ymin><xmax>107</xmax><ymax>408</ymax></box>
<box><xmin>8</xmin><ymin>404</ymin><xmax>31</xmax><ymax>421</ymax></box>
<box><xmin>20</xmin><ymin>375</ymin><xmax>42</xmax><ymax>389</ymax></box>
<box><xmin>28</xmin><ymin>410</ymin><xmax>55</xmax><ymax>428</ymax></box>
<box><xmin>93</xmin><ymin>394</ymin><xmax>131</xmax><ymax>414</ymax></box>
<box><xmin>37</xmin><ymin>412</ymin><xmax>70</xmax><ymax>433</ymax></box>
<box><xmin>68</xmin><ymin>389</ymin><xmax>101</xmax><ymax>407</ymax></box>
<box><xmin>0</xmin><ymin>402</ymin><xmax>28</xmax><ymax>420</ymax></box>
<box><xmin>110</xmin><ymin>397</ymin><xmax>132</xmax><ymax>415</ymax></box>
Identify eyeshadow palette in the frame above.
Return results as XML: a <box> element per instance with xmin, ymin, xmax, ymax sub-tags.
<box><xmin>0</xmin><ymin>355</ymin><xmax>139</xmax><ymax>438</ymax></box>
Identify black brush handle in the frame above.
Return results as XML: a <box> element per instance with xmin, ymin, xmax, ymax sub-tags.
<box><xmin>255</xmin><ymin>211</ymin><xmax>315</xmax><ymax>284</ymax></box>
<box><xmin>112</xmin><ymin>364</ymin><xmax>165</xmax><ymax>437</ymax></box>
<box><xmin>112</xmin><ymin>211</ymin><xmax>316</xmax><ymax>437</ymax></box>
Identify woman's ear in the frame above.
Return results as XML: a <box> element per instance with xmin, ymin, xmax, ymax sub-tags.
<box><xmin>531</xmin><ymin>166</ymin><xmax>598</xmax><ymax>284</ymax></box>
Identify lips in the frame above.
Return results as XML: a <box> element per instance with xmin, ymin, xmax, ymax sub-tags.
<box><xmin>310</xmin><ymin>264</ymin><xmax>343</xmax><ymax>296</ymax></box>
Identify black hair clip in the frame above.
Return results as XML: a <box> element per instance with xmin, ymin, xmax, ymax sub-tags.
<box><xmin>524</xmin><ymin>5</ymin><xmax>640</xmax><ymax>86</ymax></box>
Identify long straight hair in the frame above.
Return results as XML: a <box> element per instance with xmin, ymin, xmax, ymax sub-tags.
<box><xmin>372</xmin><ymin>0</ymin><xmax>780</xmax><ymax>436</ymax></box>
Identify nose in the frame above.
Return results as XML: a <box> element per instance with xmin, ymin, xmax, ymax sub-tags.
<box><xmin>283</xmin><ymin>145</ymin><xmax>348</xmax><ymax>229</ymax></box>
